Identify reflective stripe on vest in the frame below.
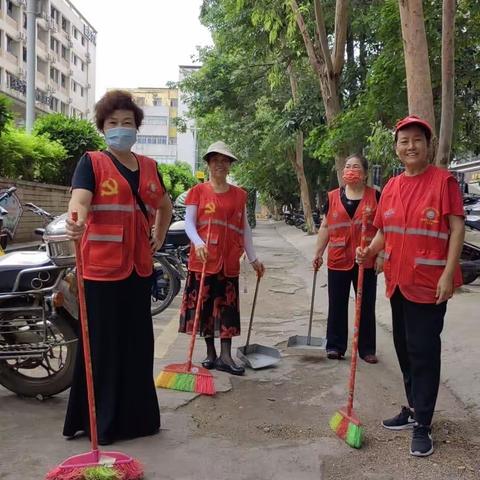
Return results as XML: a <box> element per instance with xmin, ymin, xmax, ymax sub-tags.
<box><xmin>415</xmin><ymin>258</ymin><xmax>447</xmax><ymax>266</ymax></box>
<box><xmin>329</xmin><ymin>241</ymin><xmax>346</xmax><ymax>248</ymax></box>
<box><xmin>383</xmin><ymin>225</ymin><xmax>448</xmax><ymax>240</ymax></box>
<box><xmin>91</xmin><ymin>204</ymin><xmax>134</xmax><ymax>212</ymax></box>
<box><xmin>328</xmin><ymin>222</ymin><xmax>352</xmax><ymax>231</ymax></box>
<box><xmin>197</xmin><ymin>219</ymin><xmax>244</xmax><ymax>235</ymax></box>
<box><xmin>87</xmin><ymin>234</ymin><xmax>123</xmax><ymax>242</ymax></box>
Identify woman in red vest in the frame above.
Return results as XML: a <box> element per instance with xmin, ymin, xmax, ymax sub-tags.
<box><xmin>63</xmin><ymin>90</ymin><xmax>172</xmax><ymax>444</ymax></box>
<box><xmin>312</xmin><ymin>154</ymin><xmax>381</xmax><ymax>363</ymax></box>
<box><xmin>179</xmin><ymin>141</ymin><xmax>265</xmax><ymax>376</ymax></box>
<box><xmin>357</xmin><ymin>116</ymin><xmax>465</xmax><ymax>457</ymax></box>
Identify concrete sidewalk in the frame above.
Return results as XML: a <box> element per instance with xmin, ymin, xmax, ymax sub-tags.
<box><xmin>276</xmin><ymin>220</ymin><xmax>480</xmax><ymax>420</ymax></box>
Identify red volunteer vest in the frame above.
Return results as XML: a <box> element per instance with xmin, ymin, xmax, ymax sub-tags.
<box><xmin>188</xmin><ymin>183</ymin><xmax>247</xmax><ymax>277</ymax></box>
<box><xmin>379</xmin><ymin>165</ymin><xmax>463</xmax><ymax>303</ymax></box>
<box><xmin>81</xmin><ymin>151</ymin><xmax>163</xmax><ymax>281</ymax></box>
<box><xmin>326</xmin><ymin>186</ymin><xmax>378</xmax><ymax>270</ymax></box>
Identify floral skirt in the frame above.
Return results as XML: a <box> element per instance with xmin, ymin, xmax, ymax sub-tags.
<box><xmin>179</xmin><ymin>270</ymin><xmax>240</xmax><ymax>339</ymax></box>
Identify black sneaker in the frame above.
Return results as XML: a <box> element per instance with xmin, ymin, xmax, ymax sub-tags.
<box><xmin>382</xmin><ymin>406</ymin><xmax>416</xmax><ymax>430</ymax></box>
<box><xmin>410</xmin><ymin>424</ymin><xmax>434</xmax><ymax>457</ymax></box>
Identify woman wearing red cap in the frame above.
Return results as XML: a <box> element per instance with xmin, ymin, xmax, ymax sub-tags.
<box><xmin>357</xmin><ymin>115</ymin><xmax>465</xmax><ymax>457</ymax></box>
<box><xmin>179</xmin><ymin>141</ymin><xmax>265</xmax><ymax>376</ymax></box>
<box><xmin>312</xmin><ymin>154</ymin><xmax>381</xmax><ymax>364</ymax></box>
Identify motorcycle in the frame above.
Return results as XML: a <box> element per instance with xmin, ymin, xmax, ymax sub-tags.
<box><xmin>151</xmin><ymin>219</ymin><xmax>189</xmax><ymax>316</ymax></box>
<box><xmin>0</xmin><ymin>212</ymin><xmax>78</xmax><ymax>398</ymax></box>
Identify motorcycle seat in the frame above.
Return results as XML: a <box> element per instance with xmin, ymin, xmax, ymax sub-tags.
<box><xmin>0</xmin><ymin>251</ymin><xmax>57</xmax><ymax>293</ymax></box>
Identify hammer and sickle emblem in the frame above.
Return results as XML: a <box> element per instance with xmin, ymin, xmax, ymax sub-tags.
<box><xmin>205</xmin><ymin>202</ymin><xmax>216</xmax><ymax>215</ymax></box>
<box><xmin>101</xmin><ymin>178</ymin><xmax>119</xmax><ymax>197</ymax></box>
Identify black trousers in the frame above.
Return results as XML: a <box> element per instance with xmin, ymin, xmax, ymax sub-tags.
<box><xmin>326</xmin><ymin>265</ymin><xmax>377</xmax><ymax>357</ymax></box>
<box><xmin>63</xmin><ymin>271</ymin><xmax>160</xmax><ymax>442</ymax></box>
<box><xmin>390</xmin><ymin>288</ymin><xmax>447</xmax><ymax>426</ymax></box>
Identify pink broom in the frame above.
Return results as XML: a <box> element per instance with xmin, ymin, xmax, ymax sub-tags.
<box><xmin>46</xmin><ymin>212</ymin><xmax>143</xmax><ymax>480</ymax></box>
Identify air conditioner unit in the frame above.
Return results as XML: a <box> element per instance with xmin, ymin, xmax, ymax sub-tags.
<box><xmin>41</xmin><ymin>11</ymin><xmax>50</xmax><ymax>21</ymax></box>
<box><xmin>47</xmin><ymin>54</ymin><xmax>56</xmax><ymax>63</ymax></box>
<box><xmin>49</xmin><ymin>20</ymin><xmax>57</xmax><ymax>33</ymax></box>
<box><xmin>47</xmin><ymin>85</ymin><xmax>55</xmax><ymax>93</ymax></box>
<box><xmin>67</xmin><ymin>69</ymin><xmax>73</xmax><ymax>76</ymax></box>
<box><xmin>17</xmin><ymin>32</ymin><xmax>26</xmax><ymax>41</ymax></box>
<box><xmin>17</xmin><ymin>67</ymin><xmax>25</xmax><ymax>77</ymax></box>
<box><xmin>66</xmin><ymin>33</ymin><xmax>71</xmax><ymax>41</ymax></box>
<box><xmin>67</xmin><ymin>98</ymin><xmax>73</xmax><ymax>104</ymax></box>
<box><xmin>86</xmin><ymin>83</ymin><xmax>91</xmax><ymax>89</ymax></box>
<box><xmin>85</xmin><ymin>53</ymin><xmax>91</xmax><ymax>64</ymax></box>
<box><xmin>67</xmin><ymin>40</ymin><xmax>73</xmax><ymax>48</ymax></box>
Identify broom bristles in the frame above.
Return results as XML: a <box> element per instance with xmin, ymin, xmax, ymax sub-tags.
<box><xmin>155</xmin><ymin>363</ymin><xmax>216</xmax><ymax>395</ymax></box>
<box><xmin>329</xmin><ymin>410</ymin><xmax>363</xmax><ymax>449</ymax></box>
<box><xmin>45</xmin><ymin>460</ymin><xmax>144</xmax><ymax>480</ymax></box>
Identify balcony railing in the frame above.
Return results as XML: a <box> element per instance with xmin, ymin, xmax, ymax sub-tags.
<box><xmin>7</xmin><ymin>74</ymin><xmax>54</xmax><ymax>107</ymax></box>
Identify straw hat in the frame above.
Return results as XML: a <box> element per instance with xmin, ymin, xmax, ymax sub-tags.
<box><xmin>203</xmin><ymin>141</ymin><xmax>238</xmax><ymax>162</ymax></box>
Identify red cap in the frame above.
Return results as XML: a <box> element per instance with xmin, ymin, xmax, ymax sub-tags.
<box><xmin>394</xmin><ymin>115</ymin><xmax>432</xmax><ymax>138</ymax></box>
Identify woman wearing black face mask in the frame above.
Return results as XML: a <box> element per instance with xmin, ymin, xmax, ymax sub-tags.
<box><xmin>312</xmin><ymin>154</ymin><xmax>381</xmax><ymax>363</ymax></box>
<box><xmin>63</xmin><ymin>90</ymin><xmax>172</xmax><ymax>445</ymax></box>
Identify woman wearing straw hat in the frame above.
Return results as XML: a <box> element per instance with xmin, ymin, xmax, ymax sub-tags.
<box><xmin>179</xmin><ymin>141</ymin><xmax>265</xmax><ymax>375</ymax></box>
<box><xmin>357</xmin><ymin>115</ymin><xmax>465</xmax><ymax>457</ymax></box>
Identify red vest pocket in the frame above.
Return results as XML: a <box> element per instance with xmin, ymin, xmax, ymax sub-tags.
<box><xmin>413</xmin><ymin>250</ymin><xmax>446</xmax><ymax>288</ymax></box>
<box><xmin>85</xmin><ymin>224</ymin><xmax>124</xmax><ymax>268</ymax></box>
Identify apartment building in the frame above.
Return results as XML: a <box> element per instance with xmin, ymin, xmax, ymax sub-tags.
<box><xmin>126</xmin><ymin>87</ymin><xmax>179</xmax><ymax>165</ymax></box>
<box><xmin>177</xmin><ymin>65</ymin><xmax>200</xmax><ymax>171</ymax></box>
<box><xmin>0</xmin><ymin>0</ymin><xmax>96</xmax><ymax>123</ymax></box>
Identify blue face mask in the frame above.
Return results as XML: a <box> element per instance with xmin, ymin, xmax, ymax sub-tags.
<box><xmin>104</xmin><ymin>127</ymin><xmax>137</xmax><ymax>152</ymax></box>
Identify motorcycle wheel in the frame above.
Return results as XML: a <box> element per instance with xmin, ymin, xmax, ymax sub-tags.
<box><xmin>151</xmin><ymin>257</ymin><xmax>177</xmax><ymax>316</ymax></box>
<box><xmin>0</xmin><ymin>311</ymin><xmax>77</xmax><ymax>398</ymax></box>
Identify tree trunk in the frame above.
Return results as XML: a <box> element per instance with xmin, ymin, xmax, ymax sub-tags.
<box><xmin>398</xmin><ymin>0</ymin><xmax>436</xmax><ymax>133</ymax></box>
<box><xmin>290</xmin><ymin>0</ymin><xmax>348</xmax><ymax>185</ymax></box>
<box><xmin>436</xmin><ymin>0</ymin><xmax>456</xmax><ymax>168</ymax></box>
<box><xmin>288</xmin><ymin>133</ymin><xmax>315</xmax><ymax>234</ymax></box>
<box><xmin>288</xmin><ymin>63</ymin><xmax>316</xmax><ymax>234</ymax></box>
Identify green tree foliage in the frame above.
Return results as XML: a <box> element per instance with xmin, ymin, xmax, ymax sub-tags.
<box><xmin>0</xmin><ymin>125</ymin><xmax>67</xmax><ymax>183</ymax></box>
<box><xmin>158</xmin><ymin>162</ymin><xmax>197</xmax><ymax>200</ymax></box>
<box><xmin>33</xmin><ymin>113</ymin><xmax>106</xmax><ymax>185</ymax></box>
<box><xmin>182</xmin><ymin>0</ymin><xmax>480</xmax><ymax>207</ymax></box>
<box><xmin>0</xmin><ymin>95</ymin><xmax>13</xmax><ymax>135</ymax></box>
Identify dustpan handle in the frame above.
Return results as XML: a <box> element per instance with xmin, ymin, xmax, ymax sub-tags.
<box><xmin>245</xmin><ymin>275</ymin><xmax>261</xmax><ymax>349</ymax></box>
<box><xmin>307</xmin><ymin>267</ymin><xmax>318</xmax><ymax>345</ymax></box>
<box><xmin>72</xmin><ymin>212</ymin><xmax>99</xmax><ymax>456</ymax></box>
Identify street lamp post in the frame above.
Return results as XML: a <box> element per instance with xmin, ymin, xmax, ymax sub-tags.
<box><xmin>26</xmin><ymin>0</ymin><xmax>40</xmax><ymax>133</ymax></box>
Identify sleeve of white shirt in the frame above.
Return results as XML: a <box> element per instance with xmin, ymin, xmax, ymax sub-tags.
<box><xmin>243</xmin><ymin>207</ymin><xmax>257</xmax><ymax>262</ymax></box>
<box><xmin>184</xmin><ymin>205</ymin><xmax>205</xmax><ymax>247</ymax></box>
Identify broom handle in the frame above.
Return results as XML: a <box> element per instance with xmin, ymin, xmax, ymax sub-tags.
<box><xmin>307</xmin><ymin>267</ymin><xmax>318</xmax><ymax>345</ymax></box>
<box><xmin>186</xmin><ymin>218</ymin><xmax>212</xmax><ymax>371</ymax></box>
<box><xmin>72</xmin><ymin>212</ymin><xmax>99</xmax><ymax>456</ymax></box>
<box><xmin>245</xmin><ymin>275</ymin><xmax>260</xmax><ymax>349</ymax></box>
<box><xmin>346</xmin><ymin>208</ymin><xmax>369</xmax><ymax>416</ymax></box>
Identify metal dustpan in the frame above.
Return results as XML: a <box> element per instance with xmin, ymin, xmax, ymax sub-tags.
<box><xmin>237</xmin><ymin>276</ymin><xmax>281</xmax><ymax>369</ymax></box>
<box><xmin>287</xmin><ymin>268</ymin><xmax>327</xmax><ymax>354</ymax></box>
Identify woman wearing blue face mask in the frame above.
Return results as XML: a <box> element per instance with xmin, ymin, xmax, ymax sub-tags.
<box><xmin>63</xmin><ymin>90</ymin><xmax>172</xmax><ymax>445</ymax></box>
